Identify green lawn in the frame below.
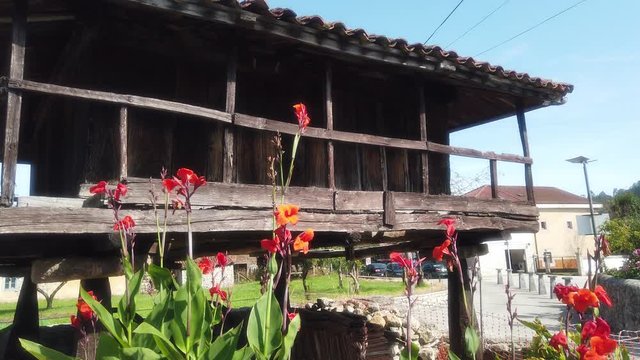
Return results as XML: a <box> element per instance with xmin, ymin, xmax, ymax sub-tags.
<box><xmin>0</xmin><ymin>274</ymin><xmax>439</xmax><ymax>329</ymax></box>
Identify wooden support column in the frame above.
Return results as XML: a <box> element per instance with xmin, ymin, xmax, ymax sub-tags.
<box><xmin>80</xmin><ymin>277</ymin><xmax>112</xmax><ymax>313</ymax></box>
<box><xmin>119</xmin><ymin>106</ymin><xmax>128</xmax><ymax>180</ymax></box>
<box><xmin>516</xmin><ymin>103</ymin><xmax>534</xmax><ymax>202</ymax></box>
<box><xmin>324</xmin><ymin>62</ymin><xmax>335</xmax><ymax>189</ymax></box>
<box><xmin>5</xmin><ymin>270</ymin><xmax>39</xmax><ymax>359</ymax></box>
<box><xmin>223</xmin><ymin>47</ymin><xmax>237</xmax><ymax>183</ymax></box>
<box><xmin>448</xmin><ymin>257</ymin><xmax>478</xmax><ymax>359</ymax></box>
<box><xmin>418</xmin><ymin>85</ymin><xmax>429</xmax><ymax>193</ymax></box>
<box><xmin>1</xmin><ymin>0</ymin><xmax>27</xmax><ymax>207</ymax></box>
<box><xmin>489</xmin><ymin>159</ymin><xmax>498</xmax><ymax>199</ymax></box>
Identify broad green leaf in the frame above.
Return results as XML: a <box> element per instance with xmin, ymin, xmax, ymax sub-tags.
<box><xmin>208</xmin><ymin>323</ymin><xmax>243</xmax><ymax>360</ymax></box>
<box><xmin>188</xmin><ymin>287</ymin><xmax>207</xmax><ymax>353</ymax></box>
<box><xmin>80</xmin><ymin>287</ymin><xmax>126</xmax><ymax>347</ymax></box>
<box><xmin>96</xmin><ymin>333</ymin><xmax>122</xmax><ymax>360</ymax></box>
<box><xmin>447</xmin><ymin>349</ymin><xmax>462</xmax><ymax>360</ymax></box>
<box><xmin>134</xmin><ymin>322</ymin><xmax>183</xmax><ymax>360</ymax></box>
<box><xmin>148</xmin><ymin>263</ymin><xmax>176</xmax><ymax>290</ymax></box>
<box><xmin>464</xmin><ymin>326</ymin><xmax>480</xmax><ymax>358</ymax></box>
<box><xmin>197</xmin><ymin>299</ymin><xmax>215</xmax><ymax>359</ymax></box>
<box><xmin>19</xmin><ymin>339</ymin><xmax>76</xmax><ymax>360</ymax></box>
<box><xmin>275</xmin><ymin>314</ymin><xmax>302</xmax><ymax>360</ymax></box>
<box><xmin>518</xmin><ymin>318</ymin><xmax>551</xmax><ymax>338</ymax></box>
<box><xmin>232</xmin><ymin>346</ymin><xmax>254</xmax><ymax>360</ymax></box>
<box><xmin>186</xmin><ymin>258</ymin><xmax>203</xmax><ymax>295</ymax></box>
<box><xmin>172</xmin><ymin>286</ymin><xmax>189</xmax><ymax>353</ymax></box>
<box><xmin>247</xmin><ymin>292</ymin><xmax>283</xmax><ymax>359</ymax></box>
<box><xmin>399</xmin><ymin>341</ymin><xmax>420</xmax><ymax>360</ymax></box>
<box><xmin>134</xmin><ymin>287</ymin><xmax>171</xmax><ymax>348</ymax></box>
<box><xmin>122</xmin><ymin>347</ymin><xmax>164</xmax><ymax>359</ymax></box>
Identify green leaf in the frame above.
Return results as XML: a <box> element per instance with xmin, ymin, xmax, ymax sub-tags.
<box><xmin>172</xmin><ymin>286</ymin><xmax>189</xmax><ymax>353</ymax></box>
<box><xmin>232</xmin><ymin>346</ymin><xmax>255</xmax><ymax>360</ymax></box>
<box><xmin>276</xmin><ymin>314</ymin><xmax>302</xmax><ymax>360</ymax></box>
<box><xmin>247</xmin><ymin>291</ymin><xmax>283</xmax><ymax>359</ymax></box>
<box><xmin>208</xmin><ymin>323</ymin><xmax>243</xmax><ymax>359</ymax></box>
<box><xmin>268</xmin><ymin>254</ymin><xmax>278</xmax><ymax>275</ymax></box>
<box><xmin>186</xmin><ymin>258</ymin><xmax>203</xmax><ymax>295</ymax></box>
<box><xmin>121</xmin><ymin>347</ymin><xmax>164</xmax><ymax>360</ymax></box>
<box><xmin>447</xmin><ymin>349</ymin><xmax>462</xmax><ymax>360</ymax></box>
<box><xmin>518</xmin><ymin>318</ymin><xmax>551</xmax><ymax>338</ymax></box>
<box><xmin>399</xmin><ymin>341</ymin><xmax>420</xmax><ymax>360</ymax></box>
<box><xmin>134</xmin><ymin>322</ymin><xmax>183</xmax><ymax>360</ymax></box>
<box><xmin>148</xmin><ymin>263</ymin><xmax>176</xmax><ymax>290</ymax></box>
<box><xmin>96</xmin><ymin>334</ymin><xmax>122</xmax><ymax>360</ymax></box>
<box><xmin>80</xmin><ymin>287</ymin><xmax>126</xmax><ymax>347</ymax></box>
<box><xmin>464</xmin><ymin>326</ymin><xmax>480</xmax><ymax>358</ymax></box>
<box><xmin>19</xmin><ymin>339</ymin><xmax>77</xmax><ymax>360</ymax></box>
<box><xmin>188</xmin><ymin>287</ymin><xmax>207</xmax><ymax>353</ymax></box>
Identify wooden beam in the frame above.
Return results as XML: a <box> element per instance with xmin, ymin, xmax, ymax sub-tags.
<box><xmin>119</xmin><ymin>106</ymin><xmax>128</xmax><ymax>180</ymax></box>
<box><xmin>1</xmin><ymin>0</ymin><xmax>27</xmax><ymax>207</ymax></box>
<box><xmin>223</xmin><ymin>47</ymin><xmax>237</xmax><ymax>183</ymax></box>
<box><xmin>6</xmin><ymin>78</ymin><xmax>232</xmax><ymax>123</ymax></box>
<box><xmin>490</xmin><ymin>159</ymin><xmax>498</xmax><ymax>199</ymax></box>
<box><xmin>516</xmin><ymin>103</ymin><xmax>535</xmax><ymax>202</ymax></box>
<box><xmin>325</xmin><ymin>62</ymin><xmax>335</xmax><ymax>189</ymax></box>
<box><xmin>426</xmin><ymin>141</ymin><xmax>531</xmax><ymax>164</ymax></box>
<box><xmin>32</xmin><ymin>256</ymin><xmax>122</xmax><ymax>283</ymax></box>
<box><xmin>418</xmin><ymin>84</ymin><xmax>429</xmax><ymax>193</ymax></box>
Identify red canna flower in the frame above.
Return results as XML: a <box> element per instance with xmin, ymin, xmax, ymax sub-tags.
<box><xmin>549</xmin><ymin>331</ymin><xmax>568</xmax><ymax>350</ymax></box>
<box><xmin>594</xmin><ymin>285</ymin><xmax>613</xmax><ymax>307</ymax></box>
<box><xmin>210</xmin><ymin>285</ymin><xmax>228</xmax><ymax>301</ymax></box>
<box><xmin>568</xmin><ymin>289</ymin><xmax>600</xmax><ymax>313</ymax></box>
<box><xmin>76</xmin><ymin>291</ymin><xmax>97</xmax><ymax>321</ymax></box>
<box><xmin>163</xmin><ymin>178</ymin><xmax>180</xmax><ymax>193</ymax></box>
<box><xmin>553</xmin><ymin>284</ymin><xmax>579</xmax><ymax>304</ymax></box>
<box><xmin>437</xmin><ymin>218</ymin><xmax>456</xmax><ymax>238</ymax></box>
<box><xmin>70</xmin><ymin>315</ymin><xmax>81</xmax><ymax>329</ymax></box>
<box><xmin>287</xmin><ymin>311</ymin><xmax>298</xmax><ymax>321</ymax></box>
<box><xmin>198</xmin><ymin>257</ymin><xmax>214</xmax><ymax>274</ymax></box>
<box><xmin>113</xmin><ymin>215</ymin><xmax>136</xmax><ymax>231</ymax></box>
<box><xmin>275</xmin><ymin>204</ymin><xmax>300</xmax><ymax>227</ymax></box>
<box><xmin>577</xmin><ymin>344</ymin><xmax>606</xmax><ymax>360</ymax></box>
<box><xmin>432</xmin><ymin>239</ymin><xmax>451</xmax><ymax>262</ymax></box>
<box><xmin>390</xmin><ymin>252</ymin><xmax>411</xmax><ymax>269</ymax></box>
<box><xmin>114</xmin><ymin>183</ymin><xmax>128</xmax><ymax>201</ymax></box>
<box><xmin>193</xmin><ymin>175</ymin><xmax>206</xmax><ymax>190</ymax></box>
<box><xmin>216</xmin><ymin>252</ymin><xmax>230</xmax><ymax>268</ymax></box>
<box><xmin>89</xmin><ymin>181</ymin><xmax>107</xmax><ymax>195</ymax></box>
<box><xmin>293</xmin><ymin>103</ymin><xmax>310</xmax><ymax>131</ymax></box>
<box><xmin>590</xmin><ymin>335</ymin><xmax>618</xmax><ymax>356</ymax></box>
<box><xmin>582</xmin><ymin>317</ymin><xmax>611</xmax><ymax>340</ymax></box>
<box><xmin>177</xmin><ymin>168</ymin><xmax>196</xmax><ymax>185</ymax></box>
<box><xmin>261</xmin><ymin>236</ymin><xmax>280</xmax><ymax>254</ymax></box>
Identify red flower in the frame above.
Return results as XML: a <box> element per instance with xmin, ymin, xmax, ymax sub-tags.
<box><xmin>432</xmin><ymin>239</ymin><xmax>451</xmax><ymax>262</ymax></box>
<box><xmin>198</xmin><ymin>257</ymin><xmax>214</xmax><ymax>274</ymax></box>
<box><xmin>553</xmin><ymin>284</ymin><xmax>579</xmax><ymax>304</ymax></box>
<box><xmin>577</xmin><ymin>344</ymin><xmax>605</xmax><ymax>360</ymax></box>
<box><xmin>594</xmin><ymin>285</ymin><xmax>613</xmax><ymax>307</ymax></box>
<box><xmin>76</xmin><ymin>291</ymin><xmax>97</xmax><ymax>321</ymax></box>
<box><xmin>390</xmin><ymin>252</ymin><xmax>411</xmax><ymax>269</ymax></box>
<box><xmin>437</xmin><ymin>218</ymin><xmax>456</xmax><ymax>238</ymax></box>
<box><xmin>275</xmin><ymin>204</ymin><xmax>300</xmax><ymax>227</ymax></box>
<box><xmin>293</xmin><ymin>229</ymin><xmax>314</xmax><ymax>255</ymax></box>
<box><xmin>70</xmin><ymin>315</ymin><xmax>82</xmax><ymax>329</ymax></box>
<box><xmin>582</xmin><ymin>318</ymin><xmax>611</xmax><ymax>340</ymax></box>
<box><xmin>114</xmin><ymin>183</ymin><xmax>128</xmax><ymax>201</ymax></box>
<box><xmin>549</xmin><ymin>331</ymin><xmax>568</xmax><ymax>350</ymax></box>
<box><xmin>590</xmin><ymin>336</ymin><xmax>617</xmax><ymax>356</ymax></box>
<box><xmin>113</xmin><ymin>215</ymin><xmax>136</xmax><ymax>231</ymax></box>
<box><xmin>216</xmin><ymin>252</ymin><xmax>230</xmax><ymax>268</ymax></box>
<box><xmin>210</xmin><ymin>285</ymin><xmax>228</xmax><ymax>301</ymax></box>
<box><xmin>89</xmin><ymin>181</ymin><xmax>107</xmax><ymax>195</ymax></box>
<box><xmin>568</xmin><ymin>289</ymin><xmax>600</xmax><ymax>313</ymax></box>
<box><xmin>261</xmin><ymin>237</ymin><xmax>280</xmax><ymax>254</ymax></box>
<box><xmin>599</xmin><ymin>234</ymin><xmax>612</xmax><ymax>256</ymax></box>
<box><xmin>287</xmin><ymin>311</ymin><xmax>298</xmax><ymax>321</ymax></box>
<box><xmin>163</xmin><ymin>178</ymin><xmax>180</xmax><ymax>193</ymax></box>
<box><xmin>293</xmin><ymin>103</ymin><xmax>310</xmax><ymax>131</ymax></box>
<box><xmin>177</xmin><ymin>168</ymin><xmax>196</xmax><ymax>185</ymax></box>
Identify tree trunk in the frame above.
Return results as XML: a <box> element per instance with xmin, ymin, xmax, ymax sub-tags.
<box><xmin>36</xmin><ymin>281</ymin><xmax>67</xmax><ymax>309</ymax></box>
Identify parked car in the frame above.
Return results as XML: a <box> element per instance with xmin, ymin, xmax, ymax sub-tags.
<box><xmin>422</xmin><ymin>261</ymin><xmax>448</xmax><ymax>278</ymax></box>
<box><xmin>386</xmin><ymin>262</ymin><xmax>404</xmax><ymax>277</ymax></box>
<box><xmin>364</xmin><ymin>263</ymin><xmax>387</xmax><ymax>277</ymax></box>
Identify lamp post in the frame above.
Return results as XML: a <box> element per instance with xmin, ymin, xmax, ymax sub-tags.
<box><xmin>567</xmin><ymin>156</ymin><xmax>599</xmax><ymax>284</ymax></box>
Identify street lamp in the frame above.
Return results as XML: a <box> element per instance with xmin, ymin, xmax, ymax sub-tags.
<box><xmin>566</xmin><ymin>156</ymin><xmax>598</xmax><ymax>280</ymax></box>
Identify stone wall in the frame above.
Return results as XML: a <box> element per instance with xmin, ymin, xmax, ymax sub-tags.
<box><xmin>598</xmin><ymin>274</ymin><xmax>640</xmax><ymax>332</ymax></box>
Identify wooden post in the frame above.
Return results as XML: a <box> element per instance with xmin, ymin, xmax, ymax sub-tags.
<box><xmin>448</xmin><ymin>256</ymin><xmax>482</xmax><ymax>359</ymax></box>
<box><xmin>383</xmin><ymin>191</ymin><xmax>396</xmax><ymax>227</ymax></box>
<box><xmin>489</xmin><ymin>159</ymin><xmax>498</xmax><ymax>199</ymax></box>
<box><xmin>1</xmin><ymin>0</ymin><xmax>27</xmax><ymax>207</ymax></box>
<box><xmin>223</xmin><ymin>47</ymin><xmax>237</xmax><ymax>183</ymax></box>
<box><xmin>5</xmin><ymin>270</ymin><xmax>39</xmax><ymax>359</ymax></box>
<box><xmin>119</xmin><ymin>106</ymin><xmax>128</xmax><ymax>180</ymax></box>
<box><xmin>325</xmin><ymin>62</ymin><xmax>335</xmax><ymax>189</ymax></box>
<box><xmin>516</xmin><ymin>103</ymin><xmax>534</xmax><ymax>202</ymax></box>
<box><xmin>418</xmin><ymin>84</ymin><xmax>429</xmax><ymax>193</ymax></box>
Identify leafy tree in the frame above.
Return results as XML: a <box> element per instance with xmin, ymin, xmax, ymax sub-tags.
<box><xmin>602</xmin><ymin>183</ymin><xmax>640</xmax><ymax>253</ymax></box>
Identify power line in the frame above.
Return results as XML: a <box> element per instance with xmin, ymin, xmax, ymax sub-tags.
<box><xmin>424</xmin><ymin>0</ymin><xmax>466</xmax><ymax>45</ymax></box>
<box><xmin>446</xmin><ymin>0</ymin><xmax>510</xmax><ymax>48</ymax></box>
<box><xmin>474</xmin><ymin>0</ymin><xmax>589</xmax><ymax>57</ymax></box>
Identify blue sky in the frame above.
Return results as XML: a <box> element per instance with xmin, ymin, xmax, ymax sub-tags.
<box><xmin>267</xmin><ymin>0</ymin><xmax>640</xmax><ymax>196</ymax></box>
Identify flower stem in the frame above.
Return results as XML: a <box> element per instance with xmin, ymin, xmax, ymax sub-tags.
<box><xmin>284</xmin><ymin>133</ymin><xmax>301</xmax><ymax>192</ymax></box>
<box><xmin>187</xmin><ymin>211</ymin><xmax>193</xmax><ymax>259</ymax></box>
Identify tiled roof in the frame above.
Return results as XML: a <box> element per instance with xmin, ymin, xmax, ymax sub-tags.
<box><xmin>465</xmin><ymin>185</ymin><xmax>592</xmax><ymax>204</ymax></box>
<box><xmin>227</xmin><ymin>0</ymin><xmax>573</xmax><ymax>95</ymax></box>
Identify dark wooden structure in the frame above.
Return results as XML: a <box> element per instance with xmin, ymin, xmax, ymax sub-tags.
<box><xmin>0</xmin><ymin>0</ymin><xmax>572</xmax><ymax>358</ymax></box>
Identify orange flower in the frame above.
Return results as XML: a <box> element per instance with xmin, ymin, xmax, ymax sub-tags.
<box><xmin>293</xmin><ymin>230</ymin><xmax>314</xmax><ymax>254</ymax></box>
<box><xmin>590</xmin><ymin>336</ymin><xmax>618</xmax><ymax>356</ymax></box>
<box><xmin>568</xmin><ymin>289</ymin><xmax>599</xmax><ymax>313</ymax></box>
<box><xmin>275</xmin><ymin>204</ymin><xmax>300</xmax><ymax>227</ymax></box>
<box><xmin>433</xmin><ymin>239</ymin><xmax>451</xmax><ymax>261</ymax></box>
<box><xmin>594</xmin><ymin>285</ymin><xmax>613</xmax><ymax>307</ymax></box>
<box><xmin>293</xmin><ymin>103</ymin><xmax>310</xmax><ymax>131</ymax></box>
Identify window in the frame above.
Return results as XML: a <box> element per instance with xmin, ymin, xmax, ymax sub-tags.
<box><xmin>567</xmin><ymin>221</ymin><xmax>573</xmax><ymax>229</ymax></box>
<box><xmin>4</xmin><ymin>277</ymin><xmax>16</xmax><ymax>290</ymax></box>
<box><xmin>541</xmin><ymin>221</ymin><xmax>547</xmax><ymax>230</ymax></box>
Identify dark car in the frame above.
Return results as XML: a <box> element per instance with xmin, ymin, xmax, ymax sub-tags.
<box><xmin>386</xmin><ymin>262</ymin><xmax>404</xmax><ymax>277</ymax></box>
<box><xmin>422</xmin><ymin>261</ymin><xmax>448</xmax><ymax>278</ymax></box>
<box><xmin>364</xmin><ymin>263</ymin><xmax>387</xmax><ymax>277</ymax></box>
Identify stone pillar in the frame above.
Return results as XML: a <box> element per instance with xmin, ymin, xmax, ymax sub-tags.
<box><xmin>528</xmin><ymin>272</ymin><xmax>536</xmax><ymax>292</ymax></box>
<box><xmin>518</xmin><ymin>270</ymin><xmax>525</xmax><ymax>289</ymax></box>
<box><xmin>563</xmin><ymin>277</ymin><xmax>572</xmax><ymax>286</ymax></box>
<box><xmin>497</xmin><ymin>268</ymin><xmax>503</xmax><ymax>285</ymax></box>
<box><xmin>549</xmin><ymin>275</ymin><xmax>557</xmax><ymax>299</ymax></box>
<box><xmin>538</xmin><ymin>274</ymin><xmax>546</xmax><ymax>295</ymax></box>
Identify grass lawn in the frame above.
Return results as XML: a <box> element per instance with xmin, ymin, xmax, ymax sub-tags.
<box><xmin>0</xmin><ymin>274</ymin><xmax>440</xmax><ymax>329</ymax></box>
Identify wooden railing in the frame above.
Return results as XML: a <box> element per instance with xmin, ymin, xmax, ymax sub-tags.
<box><xmin>1</xmin><ymin>77</ymin><xmax>534</xmax><ymax>202</ymax></box>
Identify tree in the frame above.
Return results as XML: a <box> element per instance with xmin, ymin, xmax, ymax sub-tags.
<box><xmin>602</xmin><ymin>183</ymin><xmax>640</xmax><ymax>253</ymax></box>
<box><xmin>36</xmin><ymin>281</ymin><xmax>67</xmax><ymax>309</ymax></box>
